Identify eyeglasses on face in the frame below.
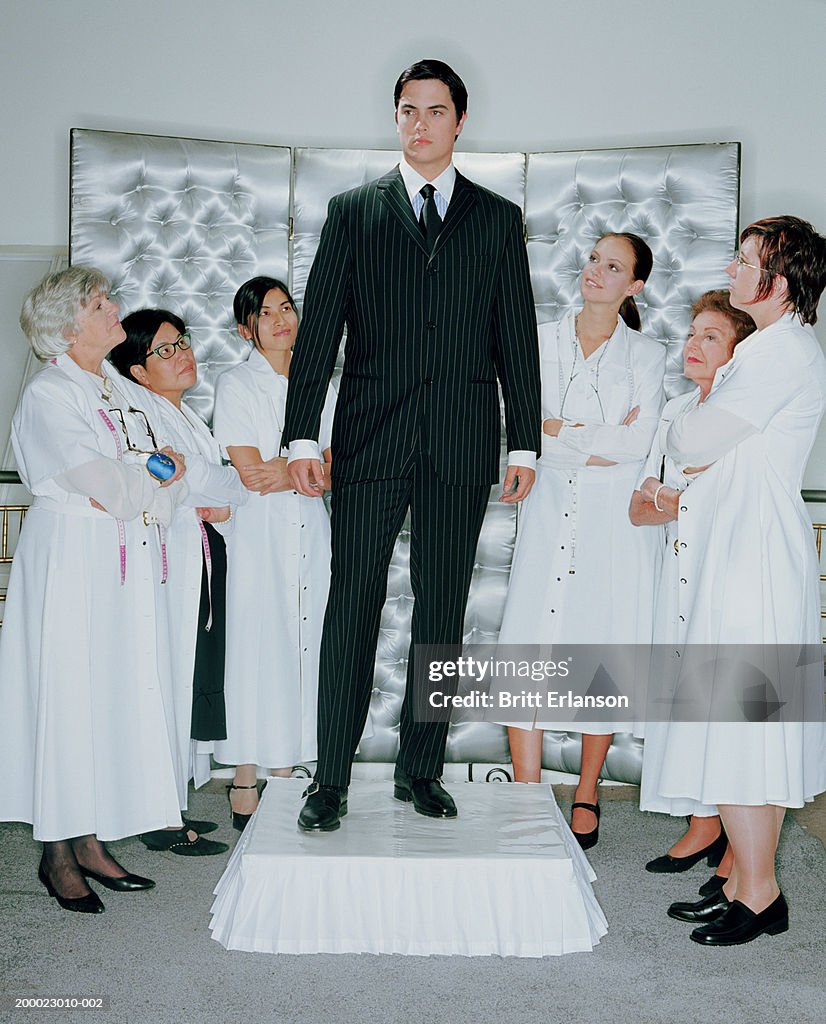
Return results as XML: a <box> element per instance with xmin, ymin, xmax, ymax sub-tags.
<box><xmin>733</xmin><ymin>252</ymin><xmax>775</xmax><ymax>276</ymax></box>
<box><xmin>146</xmin><ymin>333</ymin><xmax>192</xmax><ymax>360</ymax></box>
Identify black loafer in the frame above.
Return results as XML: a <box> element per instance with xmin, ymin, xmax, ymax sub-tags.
<box><xmin>667</xmin><ymin>892</ymin><xmax>730</xmax><ymax>923</ymax></box>
<box><xmin>394</xmin><ymin>770</ymin><xmax>457</xmax><ymax>818</ymax></box>
<box><xmin>698</xmin><ymin>873</ymin><xmax>728</xmax><ymax>898</ymax></box>
<box><xmin>298</xmin><ymin>782</ymin><xmax>348</xmax><ymax>832</ymax></box>
<box><xmin>80</xmin><ymin>867</ymin><xmax>155</xmax><ymax>892</ymax></box>
<box><xmin>646</xmin><ymin>830</ymin><xmax>727</xmax><ymax>873</ymax></box>
<box><xmin>690</xmin><ymin>893</ymin><xmax>789</xmax><ymax>946</ymax></box>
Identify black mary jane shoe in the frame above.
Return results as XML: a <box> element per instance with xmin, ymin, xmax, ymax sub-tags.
<box><xmin>182</xmin><ymin>817</ymin><xmax>219</xmax><ymax>835</ymax></box>
<box><xmin>227</xmin><ymin>783</ymin><xmax>260</xmax><ymax>833</ymax></box>
<box><xmin>667</xmin><ymin>891</ymin><xmax>730</xmax><ymax>923</ymax></box>
<box><xmin>394</xmin><ymin>769</ymin><xmax>457</xmax><ymax>819</ymax></box>
<box><xmin>698</xmin><ymin>873</ymin><xmax>728</xmax><ymax>898</ymax></box>
<box><xmin>80</xmin><ymin>867</ymin><xmax>155</xmax><ymax>892</ymax></box>
<box><xmin>38</xmin><ymin>864</ymin><xmax>105</xmax><ymax>915</ymax></box>
<box><xmin>570</xmin><ymin>801</ymin><xmax>600</xmax><ymax>851</ymax></box>
<box><xmin>138</xmin><ymin>827</ymin><xmax>229</xmax><ymax>856</ymax></box>
<box><xmin>645</xmin><ymin>829</ymin><xmax>727</xmax><ymax>873</ymax></box>
<box><xmin>690</xmin><ymin>893</ymin><xmax>788</xmax><ymax>946</ymax></box>
<box><xmin>297</xmin><ymin>782</ymin><xmax>348</xmax><ymax>832</ymax></box>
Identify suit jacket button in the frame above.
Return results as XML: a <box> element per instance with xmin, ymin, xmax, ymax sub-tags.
<box><xmin>424</xmin><ymin>378</ymin><xmax>433</xmax><ymax>386</ymax></box>
<box><xmin>427</xmin><ymin>321</ymin><xmax>436</xmax><ymax>330</ymax></box>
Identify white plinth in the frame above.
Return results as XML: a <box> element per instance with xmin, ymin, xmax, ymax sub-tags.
<box><xmin>209</xmin><ymin>779</ymin><xmax>607</xmax><ymax>957</ymax></box>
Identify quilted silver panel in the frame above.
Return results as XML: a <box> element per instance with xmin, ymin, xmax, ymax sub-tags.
<box><xmin>70</xmin><ymin>132</ymin><xmax>740</xmax><ymax>783</ymax></box>
<box><xmin>527</xmin><ymin>144</ymin><xmax>740</xmax><ymax>398</ymax></box>
<box><xmin>70</xmin><ymin>129</ymin><xmax>291</xmax><ymax>422</ymax></box>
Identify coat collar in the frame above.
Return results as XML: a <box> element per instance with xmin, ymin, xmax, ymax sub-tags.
<box><xmin>377</xmin><ymin>165</ymin><xmax>478</xmax><ymax>259</ymax></box>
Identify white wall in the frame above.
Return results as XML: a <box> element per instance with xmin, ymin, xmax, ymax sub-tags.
<box><xmin>2</xmin><ymin>0</ymin><xmax>826</xmax><ymax>475</ymax></box>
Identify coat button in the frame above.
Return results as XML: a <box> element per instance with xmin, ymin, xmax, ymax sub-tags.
<box><xmin>680</xmin><ymin>578</ymin><xmax>687</xmax><ymax>584</ymax></box>
<box><xmin>427</xmin><ymin>321</ymin><xmax>436</xmax><ymax>330</ymax></box>
<box><xmin>424</xmin><ymin>378</ymin><xmax>433</xmax><ymax>385</ymax></box>
<box><xmin>680</xmin><ymin>505</ymin><xmax>688</xmax><ymax>512</ymax></box>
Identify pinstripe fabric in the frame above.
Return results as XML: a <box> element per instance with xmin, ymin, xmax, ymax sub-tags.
<box><xmin>282</xmin><ymin>166</ymin><xmax>541</xmax><ymax>787</ymax></box>
<box><xmin>316</xmin><ymin>455</ymin><xmax>489</xmax><ymax>787</ymax></box>
<box><xmin>281</xmin><ymin>167</ymin><xmax>541</xmax><ymax>484</ymax></box>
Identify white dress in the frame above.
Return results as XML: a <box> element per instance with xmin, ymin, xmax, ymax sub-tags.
<box><xmin>643</xmin><ymin>313</ymin><xmax>826</xmax><ymax>808</ymax></box>
<box><xmin>142</xmin><ymin>391</ymin><xmax>248</xmax><ymax>794</ymax></box>
<box><xmin>212</xmin><ymin>350</ymin><xmax>336</xmax><ymax>767</ymax></box>
<box><xmin>638</xmin><ymin>391</ymin><xmax>718</xmax><ymax>818</ymax></box>
<box><xmin>497</xmin><ymin>311</ymin><xmax>666</xmax><ymax>733</ymax></box>
<box><xmin>0</xmin><ymin>355</ymin><xmax>184</xmax><ymax>841</ymax></box>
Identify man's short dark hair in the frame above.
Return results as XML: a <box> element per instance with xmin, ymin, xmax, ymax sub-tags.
<box><xmin>394</xmin><ymin>59</ymin><xmax>468</xmax><ymax>120</ymax></box>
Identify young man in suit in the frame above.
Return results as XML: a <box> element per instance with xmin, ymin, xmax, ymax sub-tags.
<box><xmin>282</xmin><ymin>59</ymin><xmax>541</xmax><ymax>831</ymax></box>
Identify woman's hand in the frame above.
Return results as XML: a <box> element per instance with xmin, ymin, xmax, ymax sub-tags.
<box><xmin>639</xmin><ymin>476</ymin><xmax>681</xmax><ymax>520</ymax></box>
<box><xmin>623</xmin><ymin>406</ymin><xmax>640</xmax><ymax>426</ymax></box>
<box><xmin>238</xmin><ymin>456</ymin><xmax>292</xmax><ymax>495</ymax></box>
<box><xmin>158</xmin><ymin>446</ymin><xmax>186</xmax><ymax>487</ymax></box>
<box><xmin>197</xmin><ymin>506</ymin><xmax>232</xmax><ymax>523</ymax></box>
<box><xmin>542</xmin><ymin>418</ymin><xmax>565</xmax><ymax>437</ymax></box>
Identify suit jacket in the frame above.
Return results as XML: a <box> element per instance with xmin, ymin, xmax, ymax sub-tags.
<box><xmin>281</xmin><ymin>166</ymin><xmax>541</xmax><ymax>485</ymax></box>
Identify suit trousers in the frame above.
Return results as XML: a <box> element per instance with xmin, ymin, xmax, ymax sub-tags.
<box><xmin>315</xmin><ymin>453</ymin><xmax>490</xmax><ymax>787</ymax></box>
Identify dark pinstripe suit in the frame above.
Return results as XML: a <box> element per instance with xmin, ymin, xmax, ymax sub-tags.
<box><xmin>282</xmin><ymin>166</ymin><xmax>540</xmax><ymax>786</ymax></box>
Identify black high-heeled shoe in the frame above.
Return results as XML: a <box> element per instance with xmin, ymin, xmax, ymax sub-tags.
<box><xmin>228</xmin><ymin>783</ymin><xmax>259</xmax><ymax>832</ymax></box>
<box><xmin>570</xmin><ymin>801</ymin><xmax>600</xmax><ymax>851</ymax></box>
<box><xmin>645</xmin><ymin>829</ymin><xmax>727</xmax><ymax>873</ymax></box>
<box><xmin>38</xmin><ymin>863</ymin><xmax>105</xmax><ymax>914</ymax></box>
<box><xmin>80</xmin><ymin>866</ymin><xmax>155</xmax><ymax>892</ymax></box>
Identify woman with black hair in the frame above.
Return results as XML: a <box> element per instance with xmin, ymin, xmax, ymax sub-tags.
<box><xmin>110</xmin><ymin>308</ymin><xmax>246</xmax><ymax>855</ymax></box>
<box><xmin>212</xmin><ymin>277</ymin><xmax>337</xmax><ymax>828</ymax></box>
<box><xmin>497</xmin><ymin>233</ymin><xmax>666</xmax><ymax>849</ymax></box>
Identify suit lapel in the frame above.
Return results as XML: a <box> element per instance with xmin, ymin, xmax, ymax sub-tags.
<box><xmin>431</xmin><ymin>170</ymin><xmax>478</xmax><ymax>257</ymax></box>
<box><xmin>377</xmin><ymin>168</ymin><xmax>430</xmax><ymax>256</ymax></box>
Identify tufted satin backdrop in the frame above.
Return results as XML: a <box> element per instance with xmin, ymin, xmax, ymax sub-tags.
<box><xmin>70</xmin><ymin>130</ymin><xmax>740</xmax><ymax>783</ymax></box>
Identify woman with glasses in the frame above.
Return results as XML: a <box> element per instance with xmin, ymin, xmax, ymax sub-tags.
<box><xmin>631</xmin><ymin>217</ymin><xmax>826</xmax><ymax>945</ymax></box>
<box><xmin>0</xmin><ymin>267</ymin><xmax>194</xmax><ymax>912</ymax></box>
<box><xmin>110</xmin><ymin>310</ymin><xmax>247</xmax><ymax>847</ymax></box>
<box><xmin>212</xmin><ymin>277</ymin><xmax>336</xmax><ymax>828</ymax></box>
<box><xmin>496</xmin><ymin>233</ymin><xmax>665</xmax><ymax>849</ymax></box>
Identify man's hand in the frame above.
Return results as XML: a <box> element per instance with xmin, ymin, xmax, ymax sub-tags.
<box><xmin>158</xmin><ymin>446</ymin><xmax>186</xmax><ymax>486</ymax></box>
<box><xmin>287</xmin><ymin>458</ymin><xmax>326</xmax><ymax>497</ymax></box>
<box><xmin>500</xmin><ymin>464</ymin><xmax>536</xmax><ymax>503</ymax></box>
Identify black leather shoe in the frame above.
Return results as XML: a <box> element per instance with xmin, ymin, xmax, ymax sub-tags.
<box><xmin>394</xmin><ymin>770</ymin><xmax>457</xmax><ymax>818</ymax></box>
<box><xmin>80</xmin><ymin>867</ymin><xmax>155</xmax><ymax>892</ymax></box>
<box><xmin>667</xmin><ymin>891</ymin><xmax>730</xmax><ymax>923</ymax></box>
<box><xmin>298</xmin><ymin>782</ymin><xmax>348</xmax><ymax>832</ymax></box>
<box><xmin>690</xmin><ymin>893</ymin><xmax>789</xmax><ymax>946</ymax></box>
<box><xmin>646</xmin><ymin>829</ymin><xmax>727</xmax><ymax>873</ymax></box>
<box><xmin>698</xmin><ymin>873</ymin><xmax>728</xmax><ymax>898</ymax></box>
<box><xmin>138</xmin><ymin>827</ymin><xmax>229</xmax><ymax>856</ymax></box>
<box><xmin>570</xmin><ymin>801</ymin><xmax>600</xmax><ymax>850</ymax></box>
<box><xmin>38</xmin><ymin>864</ymin><xmax>105</xmax><ymax>914</ymax></box>
<box><xmin>182</xmin><ymin>817</ymin><xmax>219</xmax><ymax>835</ymax></box>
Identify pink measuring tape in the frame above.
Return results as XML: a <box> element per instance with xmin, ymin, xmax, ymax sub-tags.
<box><xmin>198</xmin><ymin>520</ymin><xmax>213</xmax><ymax>631</ymax></box>
<box><xmin>97</xmin><ymin>408</ymin><xmax>168</xmax><ymax>586</ymax></box>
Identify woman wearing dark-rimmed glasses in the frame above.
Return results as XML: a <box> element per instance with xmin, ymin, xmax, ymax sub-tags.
<box><xmin>0</xmin><ymin>266</ymin><xmax>197</xmax><ymax>913</ymax></box>
<box><xmin>111</xmin><ymin>309</ymin><xmax>247</xmax><ymax>837</ymax></box>
<box><xmin>632</xmin><ymin>217</ymin><xmax>826</xmax><ymax>945</ymax></box>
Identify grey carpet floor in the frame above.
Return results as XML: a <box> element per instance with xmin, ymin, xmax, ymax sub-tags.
<box><xmin>1</xmin><ymin>789</ymin><xmax>824</xmax><ymax>1024</ymax></box>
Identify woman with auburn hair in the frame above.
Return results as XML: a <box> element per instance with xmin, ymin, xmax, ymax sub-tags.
<box><xmin>632</xmin><ymin>290</ymin><xmax>755</xmax><ymax>888</ymax></box>
<box><xmin>632</xmin><ymin>217</ymin><xmax>826</xmax><ymax>945</ymax></box>
<box><xmin>497</xmin><ymin>232</ymin><xmax>666</xmax><ymax>849</ymax></box>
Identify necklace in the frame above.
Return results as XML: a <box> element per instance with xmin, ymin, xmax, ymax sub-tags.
<box><xmin>100</xmin><ymin>374</ymin><xmax>113</xmax><ymax>402</ymax></box>
<box><xmin>558</xmin><ymin>314</ymin><xmax>612</xmax><ymax>422</ymax></box>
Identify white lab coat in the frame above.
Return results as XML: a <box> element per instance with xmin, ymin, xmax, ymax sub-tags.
<box><xmin>0</xmin><ymin>355</ymin><xmax>185</xmax><ymax>840</ymax></box>
<box><xmin>212</xmin><ymin>350</ymin><xmax>336</xmax><ymax>767</ymax></box>
<box><xmin>643</xmin><ymin>313</ymin><xmax>826</xmax><ymax>807</ymax></box>
<box><xmin>497</xmin><ymin>311</ymin><xmax>666</xmax><ymax>734</ymax></box>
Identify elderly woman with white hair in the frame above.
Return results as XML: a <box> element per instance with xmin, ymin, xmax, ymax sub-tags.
<box><xmin>0</xmin><ymin>266</ymin><xmax>220</xmax><ymax>915</ymax></box>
